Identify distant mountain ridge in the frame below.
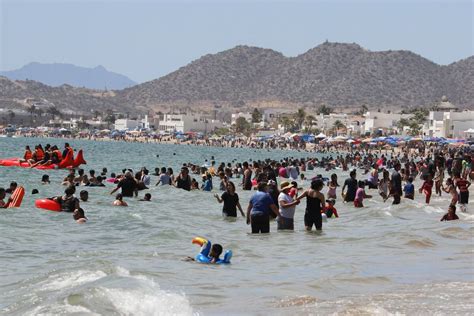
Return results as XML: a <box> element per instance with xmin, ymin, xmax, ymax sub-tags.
<box><xmin>0</xmin><ymin>42</ymin><xmax>472</xmax><ymax>117</ymax></box>
<box><xmin>0</xmin><ymin>62</ymin><xmax>136</xmax><ymax>90</ymax></box>
<box><xmin>117</xmin><ymin>42</ymin><xmax>473</xmax><ymax>109</ymax></box>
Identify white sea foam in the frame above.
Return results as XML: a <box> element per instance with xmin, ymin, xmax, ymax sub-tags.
<box><xmin>38</xmin><ymin>270</ymin><xmax>107</xmax><ymax>292</ymax></box>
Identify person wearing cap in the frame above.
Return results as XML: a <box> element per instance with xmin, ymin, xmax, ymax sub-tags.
<box><xmin>246</xmin><ymin>182</ymin><xmax>279</xmax><ymax>233</ymax></box>
<box><xmin>277</xmin><ymin>181</ymin><xmax>300</xmax><ymax>230</ymax></box>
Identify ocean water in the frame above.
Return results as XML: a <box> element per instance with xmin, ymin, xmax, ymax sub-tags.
<box><xmin>0</xmin><ymin>137</ymin><xmax>473</xmax><ymax>316</ymax></box>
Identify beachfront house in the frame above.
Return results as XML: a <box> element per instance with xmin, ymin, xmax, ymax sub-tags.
<box><xmin>158</xmin><ymin>113</ymin><xmax>222</xmax><ymax>133</ymax></box>
<box><xmin>363</xmin><ymin>111</ymin><xmax>412</xmax><ymax>135</ymax></box>
<box><xmin>425</xmin><ymin>110</ymin><xmax>474</xmax><ymax>139</ymax></box>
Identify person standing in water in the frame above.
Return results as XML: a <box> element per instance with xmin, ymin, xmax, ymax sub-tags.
<box><xmin>297</xmin><ymin>179</ymin><xmax>325</xmax><ymax>231</ymax></box>
<box><xmin>242</xmin><ymin>162</ymin><xmax>253</xmax><ymax>191</ymax></box>
<box><xmin>342</xmin><ymin>170</ymin><xmax>358</xmax><ymax>203</ymax></box>
<box><xmin>390</xmin><ymin>163</ymin><xmax>402</xmax><ymax>205</ymax></box>
<box><xmin>175</xmin><ymin>167</ymin><xmax>192</xmax><ymax>191</ymax></box>
<box><xmin>246</xmin><ymin>182</ymin><xmax>279</xmax><ymax>233</ymax></box>
<box><xmin>214</xmin><ymin>181</ymin><xmax>245</xmax><ymax>218</ymax></box>
<box><xmin>277</xmin><ymin>181</ymin><xmax>300</xmax><ymax>230</ymax></box>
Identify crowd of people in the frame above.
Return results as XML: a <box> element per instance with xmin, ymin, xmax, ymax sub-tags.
<box><xmin>1</xmin><ymin>143</ymin><xmax>472</xmax><ymax>229</ymax></box>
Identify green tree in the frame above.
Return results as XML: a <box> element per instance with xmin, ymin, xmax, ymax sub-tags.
<box><xmin>408</xmin><ymin>121</ymin><xmax>422</xmax><ymax>136</ymax></box>
<box><xmin>93</xmin><ymin>110</ymin><xmax>101</xmax><ymax>119</ymax></box>
<box><xmin>303</xmin><ymin>115</ymin><xmax>316</xmax><ymax>132</ymax></box>
<box><xmin>215</xmin><ymin>127</ymin><xmax>230</xmax><ymax>136</ymax></box>
<box><xmin>358</xmin><ymin>104</ymin><xmax>369</xmax><ymax>115</ymax></box>
<box><xmin>294</xmin><ymin>108</ymin><xmax>306</xmax><ymax>130</ymax></box>
<box><xmin>235</xmin><ymin>117</ymin><xmax>251</xmax><ymax>133</ymax></box>
<box><xmin>251</xmin><ymin>108</ymin><xmax>262</xmax><ymax>123</ymax></box>
<box><xmin>7</xmin><ymin>110</ymin><xmax>15</xmax><ymax>122</ymax></box>
<box><xmin>333</xmin><ymin>120</ymin><xmax>345</xmax><ymax>135</ymax></box>
<box><xmin>317</xmin><ymin>104</ymin><xmax>332</xmax><ymax>115</ymax></box>
<box><xmin>47</xmin><ymin>106</ymin><xmax>62</xmax><ymax>119</ymax></box>
<box><xmin>279</xmin><ymin>116</ymin><xmax>294</xmax><ymax>132</ymax></box>
<box><xmin>396</xmin><ymin>118</ymin><xmax>410</xmax><ymax>131</ymax></box>
<box><xmin>28</xmin><ymin>105</ymin><xmax>36</xmax><ymax>124</ymax></box>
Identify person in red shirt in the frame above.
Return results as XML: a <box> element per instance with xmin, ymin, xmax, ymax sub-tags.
<box><xmin>419</xmin><ymin>174</ymin><xmax>433</xmax><ymax>204</ymax></box>
<box><xmin>324</xmin><ymin>199</ymin><xmax>339</xmax><ymax>218</ymax></box>
<box><xmin>454</xmin><ymin>174</ymin><xmax>471</xmax><ymax>212</ymax></box>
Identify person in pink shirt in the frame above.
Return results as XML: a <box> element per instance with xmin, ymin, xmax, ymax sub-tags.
<box><xmin>354</xmin><ymin>181</ymin><xmax>372</xmax><ymax>208</ymax></box>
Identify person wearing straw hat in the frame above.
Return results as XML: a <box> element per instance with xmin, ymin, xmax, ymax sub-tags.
<box><xmin>277</xmin><ymin>181</ymin><xmax>300</xmax><ymax>230</ymax></box>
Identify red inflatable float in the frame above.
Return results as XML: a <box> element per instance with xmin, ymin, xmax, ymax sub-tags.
<box><xmin>0</xmin><ymin>149</ymin><xmax>86</xmax><ymax>170</ymax></box>
<box><xmin>35</xmin><ymin>199</ymin><xmax>62</xmax><ymax>212</ymax></box>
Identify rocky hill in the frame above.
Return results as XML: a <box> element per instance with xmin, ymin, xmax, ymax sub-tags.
<box><xmin>1</xmin><ymin>62</ymin><xmax>136</xmax><ymax>90</ymax></box>
<box><xmin>116</xmin><ymin>42</ymin><xmax>473</xmax><ymax>110</ymax></box>
<box><xmin>0</xmin><ymin>76</ymin><xmax>128</xmax><ymax>114</ymax></box>
<box><xmin>0</xmin><ymin>43</ymin><xmax>472</xmax><ymax>117</ymax></box>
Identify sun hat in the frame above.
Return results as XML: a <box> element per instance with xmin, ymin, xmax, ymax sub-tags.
<box><xmin>280</xmin><ymin>181</ymin><xmax>292</xmax><ymax>191</ymax></box>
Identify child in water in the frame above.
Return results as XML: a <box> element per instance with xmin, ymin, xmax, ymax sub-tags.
<box><xmin>186</xmin><ymin>243</ymin><xmax>224</xmax><ymax>264</ymax></box>
<box><xmin>324</xmin><ymin>199</ymin><xmax>339</xmax><ymax>218</ymax></box>
<box><xmin>403</xmin><ymin>177</ymin><xmax>415</xmax><ymax>200</ymax></box>
<box><xmin>419</xmin><ymin>174</ymin><xmax>433</xmax><ymax>204</ymax></box>
<box><xmin>354</xmin><ymin>181</ymin><xmax>372</xmax><ymax>208</ymax></box>
<box><xmin>440</xmin><ymin>204</ymin><xmax>459</xmax><ymax>221</ymax></box>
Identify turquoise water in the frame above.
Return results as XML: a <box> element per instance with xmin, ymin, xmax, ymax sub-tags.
<box><xmin>0</xmin><ymin>137</ymin><xmax>473</xmax><ymax>315</ymax></box>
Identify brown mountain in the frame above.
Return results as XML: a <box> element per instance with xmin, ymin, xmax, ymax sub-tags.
<box><xmin>0</xmin><ymin>76</ymin><xmax>133</xmax><ymax>114</ymax></box>
<box><xmin>116</xmin><ymin>42</ymin><xmax>472</xmax><ymax>110</ymax></box>
<box><xmin>1</xmin><ymin>43</ymin><xmax>472</xmax><ymax>117</ymax></box>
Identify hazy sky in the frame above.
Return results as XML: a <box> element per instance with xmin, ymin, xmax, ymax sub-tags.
<box><xmin>0</xmin><ymin>0</ymin><xmax>472</xmax><ymax>83</ymax></box>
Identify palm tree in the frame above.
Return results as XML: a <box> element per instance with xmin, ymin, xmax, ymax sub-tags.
<box><xmin>304</xmin><ymin>115</ymin><xmax>316</xmax><ymax>132</ymax></box>
<box><xmin>333</xmin><ymin>120</ymin><xmax>345</xmax><ymax>136</ymax></box>
<box><xmin>7</xmin><ymin>110</ymin><xmax>15</xmax><ymax>123</ymax></box>
<box><xmin>294</xmin><ymin>108</ymin><xmax>306</xmax><ymax>130</ymax></box>
<box><xmin>279</xmin><ymin>116</ymin><xmax>293</xmax><ymax>132</ymax></box>
<box><xmin>28</xmin><ymin>105</ymin><xmax>36</xmax><ymax>125</ymax></box>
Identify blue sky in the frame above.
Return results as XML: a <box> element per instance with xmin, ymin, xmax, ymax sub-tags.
<box><xmin>0</xmin><ymin>0</ymin><xmax>472</xmax><ymax>83</ymax></box>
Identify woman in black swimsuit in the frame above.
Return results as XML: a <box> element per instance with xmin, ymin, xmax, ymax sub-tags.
<box><xmin>297</xmin><ymin>179</ymin><xmax>325</xmax><ymax>231</ymax></box>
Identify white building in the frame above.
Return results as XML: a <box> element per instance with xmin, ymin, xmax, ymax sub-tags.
<box><xmin>231</xmin><ymin>112</ymin><xmax>252</xmax><ymax>125</ymax></box>
<box><xmin>158</xmin><ymin>113</ymin><xmax>222</xmax><ymax>133</ymax></box>
<box><xmin>114</xmin><ymin>115</ymin><xmax>152</xmax><ymax>131</ymax></box>
<box><xmin>425</xmin><ymin>110</ymin><xmax>474</xmax><ymax>138</ymax></box>
<box><xmin>114</xmin><ymin>119</ymin><xmax>140</xmax><ymax>131</ymax></box>
<box><xmin>363</xmin><ymin>111</ymin><xmax>412</xmax><ymax>135</ymax></box>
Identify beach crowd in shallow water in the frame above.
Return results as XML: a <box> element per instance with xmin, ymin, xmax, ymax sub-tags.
<box><xmin>1</xmin><ymin>141</ymin><xmax>472</xmax><ymax>261</ymax></box>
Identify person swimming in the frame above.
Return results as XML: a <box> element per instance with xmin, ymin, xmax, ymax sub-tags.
<box><xmin>113</xmin><ymin>193</ymin><xmax>128</xmax><ymax>206</ymax></box>
<box><xmin>73</xmin><ymin>207</ymin><xmax>88</xmax><ymax>224</ymax></box>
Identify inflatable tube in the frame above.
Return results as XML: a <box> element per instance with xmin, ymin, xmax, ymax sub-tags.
<box><xmin>35</xmin><ymin>199</ymin><xmax>61</xmax><ymax>212</ymax></box>
<box><xmin>72</xmin><ymin>149</ymin><xmax>86</xmax><ymax>168</ymax></box>
<box><xmin>0</xmin><ymin>160</ymin><xmax>21</xmax><ymax>167</ymax></box>
<box><xmin>58</xmin><ymin>150</ymin><xmax>74</xmax><ymax>169</ymax></box>
<box><xmin>35</xmin><ymin>164</ymin><xmax>58</xmax><ymax>170</ymax></box>
<box><xmin>251</xmin><ymin>179</ymin><xmax>257</xmax><ymax>187</ymax></box>
<box><xmin>322</xmin><ymin>213</ymin><xmax>328</xmax><ymax>222</ymax></box>
<box><xmin>106</xmin><ymin>178</ymin><xmax>117</xmax><ymax>183</ymax></box>
<box><xmin>8</xmin><ymin>186</ymin><xmax>25</xmax><ymax>208</ymax></box>
<box><xmin>192</xmin><ymin>237</ymin><xmax>232</xmax><ymax>264</ymax></box>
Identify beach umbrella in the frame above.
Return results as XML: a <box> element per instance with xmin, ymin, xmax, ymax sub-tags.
<box><xmin>346</xmin><ymin>139</ymin><xmax>355</xmax><ymax>143</ymax></box>
<box><xmin>362</xmin><ymin>138</ymin><xmax>372</xmax><ymax>143</ymax></box>
<box><xmin>315</xmin><ymin>133</ymin><xmax>327</xmax><ymax>138</ymax></box>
